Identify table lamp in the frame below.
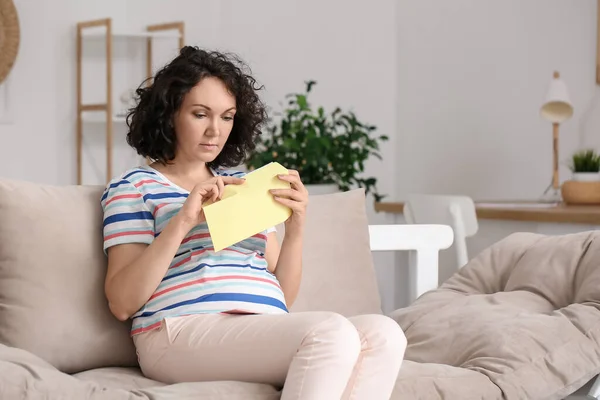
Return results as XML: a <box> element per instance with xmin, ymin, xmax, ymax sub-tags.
<box><xmin>540</xmin><ymin>71</ymin><xmax>573</xmax><ymax>201</ymax></box>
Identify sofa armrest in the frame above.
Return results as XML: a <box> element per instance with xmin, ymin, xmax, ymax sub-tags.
<box><xmin>368</xmin><ymin>224</ymin><xmax>454</xmax><ymax>302</ymax></box>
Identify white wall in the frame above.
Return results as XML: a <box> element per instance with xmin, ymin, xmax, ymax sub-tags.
<box><xmin>396</xmin><ymin>0</ymin><xmax>597</xmax><ymax>201</ymax></box>
<box><xmin>0</xmin><ymin>0</ymin><xmax>598</xmax><ymax>312</ymax></box>
<box><xmin>0</xmin><ymin>0</ymin><xmax>126</xmax><ymax>185</ymax></box>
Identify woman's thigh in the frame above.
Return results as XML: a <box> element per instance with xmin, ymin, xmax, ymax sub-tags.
<box><xmin>133</xmin><ymin>311</ymin><xmax>356</xmax><ymax>385</ymax></box>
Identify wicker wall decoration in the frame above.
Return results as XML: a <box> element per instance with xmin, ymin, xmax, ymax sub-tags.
<box><xmin>0</xmin><ymin>0</ymin><xmax>20</xmax><ymax>84</ymax></box>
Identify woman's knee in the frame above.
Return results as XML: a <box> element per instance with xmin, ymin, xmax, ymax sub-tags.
<box><xmin>306</xmin><ymin>312</ymin><xmax>362</xmax><ymax>362</ymax></box>
<box><xmin>350</xmin><ymin>314</ymin><xmax>407</xmax><ymax>356</ymax></box>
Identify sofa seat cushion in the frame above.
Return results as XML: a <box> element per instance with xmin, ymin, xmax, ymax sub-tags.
<box><xmin>74</xmin><ymin>367</ymin><xmax>281</xmax><ymax>400</ymax></box>
<box><xmin>73</xmin><ymin>367</ymin><xmax>165</xmax><ymax>390</ymax></box>
<box><xmin>1</xmin><ymin>344</ymin><xmax>280</xmax><ymax>400</ymax></box>
<box><xmin>390</xmin><ymin>231</ymin><xmax>600</xmax><ymax>400</ymax></box>
<box><xmin>1</xmin><ymin>344</ymin><xmax>133</xmax><ymax>400</ymax></box>
<box><xmin>392</xmin><ymin>360</ymin><xmax>502</xmax><ymax>399</ymax></box>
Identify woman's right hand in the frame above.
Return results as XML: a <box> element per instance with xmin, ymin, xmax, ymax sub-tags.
<box><xmin>176</xmin><ymin>176</ymin><xmax>245</xmax><ymax>230</ymax></box>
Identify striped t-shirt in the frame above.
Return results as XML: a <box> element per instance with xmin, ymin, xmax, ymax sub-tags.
<box><xmin>101</xmin><ymin>165</ymin><xmax>289</xmax><ymax>336</ymax></box>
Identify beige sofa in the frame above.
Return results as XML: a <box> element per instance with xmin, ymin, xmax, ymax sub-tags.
<box><xmin>1</xmin><ymin>177</ymin><xmax>600</xmax><ymax>399</ymax></box>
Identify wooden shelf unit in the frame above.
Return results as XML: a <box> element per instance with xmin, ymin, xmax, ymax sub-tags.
<box><xmin>76</xmin><ymin>18</ymin><xmax>185</xmax><ymax>185</ymax></box>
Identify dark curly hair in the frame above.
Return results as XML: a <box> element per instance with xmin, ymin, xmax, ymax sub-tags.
<box><xmin>126</xmin><ymin>46</ymin><xmax>267</xmax><ymax>168</ymax></box>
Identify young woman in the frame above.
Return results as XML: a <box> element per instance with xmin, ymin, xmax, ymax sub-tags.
<box><xmin>101</xmin><ymin>46</ymin><xmax>407</xmax><ymax>400</ymax></box>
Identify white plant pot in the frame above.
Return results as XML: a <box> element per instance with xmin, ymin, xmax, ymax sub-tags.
<box><xmin>305</xmin><ymin>183</ymin><xmax>339</xmax><ymax>196</ymax></box>
<box><xmin>572</xmin><ymin>172</ymin><xmax>600</xmax><ymax>182</ymax></box>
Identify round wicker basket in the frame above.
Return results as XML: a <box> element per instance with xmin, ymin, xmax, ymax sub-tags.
<box><xmin>0</xmin><ymin>0</ymin><xmax>20</xmax><ymax>84</ymax></box>
<box><xmin>561</xmin><ymin>180</ymin><xmax>600</xmax><ymax>205</ymax></box>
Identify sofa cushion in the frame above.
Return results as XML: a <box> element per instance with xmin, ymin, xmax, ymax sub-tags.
<box><xmin>0</xmin><ymin>344</ymin><xmax>280</xmax><ymax>400</ymax></box>
<box><xmin>0</xmin><ymin>178</ymin><xmax>137</xmax><ymax>373</ymax></box>
<box><xmin>74</xmin><ymin>367</ymin><xmax>280</xmax><ymax>399</ymax></box>
<box><xmin>74</xmin><ymin>367</ymin><xmax>165</xmax><ymax>391</ymax></box>
<box><xmin>390</xmin><ymin>231</ymin><xmax>600</xmax><ymax>399</ymax></box>
<box><xmin>286</xmin><ymin>188</ymin><xmax>383</xmax><ymax>316</ymax></box>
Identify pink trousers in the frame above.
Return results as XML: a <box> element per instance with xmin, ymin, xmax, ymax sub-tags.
<box><xmin>133</xmin><ymin>311</ymin><xmax>407</xmax><ymax>400</ymax></box>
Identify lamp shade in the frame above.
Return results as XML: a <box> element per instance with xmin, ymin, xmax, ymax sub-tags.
<box><xmin>540</xmin><ymin>71</ymin><xmax>573</xmax><ymax>123</ymax></box>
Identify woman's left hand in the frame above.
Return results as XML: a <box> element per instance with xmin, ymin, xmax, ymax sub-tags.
<box><xmin>270</xmin><ymin>170</ymin><xmax>308</xmax><ymax>234</ymax></box>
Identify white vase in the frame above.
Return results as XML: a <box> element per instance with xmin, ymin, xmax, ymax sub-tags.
<box><xmin>572</xmin><ymin>172</ymin><xmax>600</xmax><ymax>182</ymax></box>
<box><xmin>305</xmin><ymin>183</ymin><xmax>339</xmax><ymax>196</ymax></box>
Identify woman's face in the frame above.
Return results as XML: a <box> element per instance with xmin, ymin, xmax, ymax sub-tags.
<box><xmin>173</xmin><ymin>76</ymin><xmax>236</xmax><ymax>163</ymax></box>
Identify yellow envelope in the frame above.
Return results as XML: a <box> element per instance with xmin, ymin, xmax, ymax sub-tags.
<box><xmin>203</xmin><ymin>162</ymin><xmax>292</xmax><ymax>252</ymax></box>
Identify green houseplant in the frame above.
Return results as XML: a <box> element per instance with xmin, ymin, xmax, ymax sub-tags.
<box><xmin>245</xmin><ymin>81</ymin><xmax>389</xmax><ymax>201</ymax></box>
<box><xmin>568</xmin><ymin>149</ymin><xmax>600</xmax><ymax>182</ymax></box>
<box><xmin>561</xmin><ymin>148</ymin><xmax>600</xmax><ymax>205</ymax></box>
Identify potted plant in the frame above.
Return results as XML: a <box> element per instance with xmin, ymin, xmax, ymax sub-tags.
<box><xmin>568</xmin><ymin>149</ymin><xmax>600</xmax><ymax>181</ymax></box>
<box><xmin>561</xmin><ymin>149</ymin><xmax>600</xmax><ymax>205</ymax></box>
<box><xmin>245</xmin><ymin>81</ymin><xmax>388</xmax><ymax>201</ymax></box>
